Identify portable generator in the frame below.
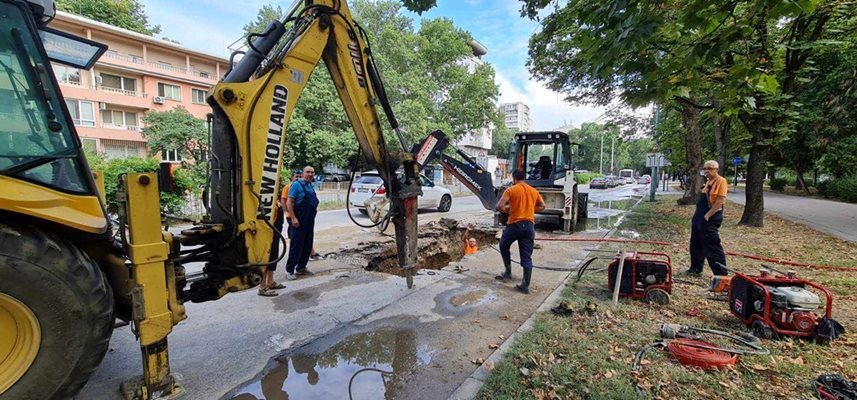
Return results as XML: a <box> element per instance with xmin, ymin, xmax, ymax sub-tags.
<box><xmin>607</xmin><ymin>251</ymin><xmax>672</xmax><ymax>304</ymax></box>
<box><xmin>729</xmin><ymin>269</ymin><xmax>841</xmax><ymax>342</ymax></box>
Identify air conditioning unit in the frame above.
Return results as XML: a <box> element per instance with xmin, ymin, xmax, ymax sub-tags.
<box><xmin>153</xmin><ymin>96</ymin><xmax>166</xmax><ymax>104</ymax></box>
<box><xmin>98</xmin><ymin>102</ymin><xmax>107</xmax><ymax>110</ymax></box>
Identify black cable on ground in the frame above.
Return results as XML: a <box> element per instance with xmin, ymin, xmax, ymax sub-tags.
<box><xmin>349</xmin><ymin>367</ymin><xmax>393</xmax><ymax>400</ymax></box>
<box><xmin>487</xmin><ymin>245</ymin><xmax>581</xmax><ymax>271</ymax></box>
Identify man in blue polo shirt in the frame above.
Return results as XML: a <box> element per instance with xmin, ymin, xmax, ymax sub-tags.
<box><xmin>285</xmin><ymin>166</ymin><xmax>320</xmax><ymax>280</ymax></box>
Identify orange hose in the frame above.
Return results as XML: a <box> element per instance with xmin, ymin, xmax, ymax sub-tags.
<box><xmin>534</xmin><ymin>237</ymin><xmax>857</xmax><ymax>272</ymax></box>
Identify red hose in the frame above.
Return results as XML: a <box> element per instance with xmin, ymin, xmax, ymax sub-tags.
<box><xmin>535</xmin><ymin>237</ymin><xmax>857</xmax><ymax>272</ymax></box>
<box><xmin>535</xmin><ymin>237</ymin><xmax>676</xmax><ymax>246</ymax></box>
<box><xmin>666</xmin><ymin>338</ymin><xmax>737</xmax><ymax>369</ymax></box>
<box><xmin>724</xmin><ymin>251</ymin><xmax>857</xmax><ymax>272</ymax></box>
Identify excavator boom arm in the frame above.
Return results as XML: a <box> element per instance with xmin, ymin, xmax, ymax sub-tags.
<box><xmin>206</xmin><ymin>0</ymin><xmax>423</xmax><ymax>289</ymax></box>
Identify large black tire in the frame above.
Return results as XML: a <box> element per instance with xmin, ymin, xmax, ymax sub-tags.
<box><xmin>438</xmin><ymin>195</ymin><xmax>452</xmax><ymax>212</ymax></box>
<box><xmin>0</xmin><ymin>222</ymin><xmax>114</xmax><ymax>400</ymax></box>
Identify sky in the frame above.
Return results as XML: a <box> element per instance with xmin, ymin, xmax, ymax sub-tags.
<box><xmin>139</xmin><ymin>0</ymin><xmax>605</xmax><ymax>130</ymax></box>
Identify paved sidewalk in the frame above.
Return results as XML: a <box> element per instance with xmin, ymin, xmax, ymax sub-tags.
<box><xmin>729</xmin><ymin>189</ymin><xmax>857</xmax><ymax>242</ymax></box>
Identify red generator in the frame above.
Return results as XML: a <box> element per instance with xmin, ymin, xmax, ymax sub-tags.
<box><xmin>729</xmin><ymin>269</ymin><xmax>834</xmax><ymax>340</ymax></box>
<box><xmin>607</xmin><ymin>251</ymin><xmax>672</xmax><ymax>305</ymax></box>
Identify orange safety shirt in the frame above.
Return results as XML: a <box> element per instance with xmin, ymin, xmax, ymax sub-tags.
<box><xmin>464</xmin><ymin>242</ymin><xmax>478</xmax><ymax>255</ymax></box>
<box><xmin>706</xmin><ymin>175</ymin><xmax>729</xmax><ymax>208</ymax></box>
<box><xmin>272</xmin><ymin>182</ymin><xmax>292</xmax><ymax>220</ymax></box>
<box><xmin>503</xmin><ymin>182</ymin><xmax>543</xmax><ymax>224</ymax></box>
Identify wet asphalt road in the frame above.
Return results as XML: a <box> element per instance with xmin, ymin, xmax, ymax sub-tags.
<box><xmin>75</xmin><ymin>183</ymin><xmax>646</xmax><ymax>400</ymax></box>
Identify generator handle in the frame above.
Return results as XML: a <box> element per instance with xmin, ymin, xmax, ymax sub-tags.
<box><xmin>801</xmin><ymin>279</ymin><xmax>834</xmax><ymax>319</ymax></box>
<box><xmin>634</xmin><ymin>251</ymin><xmax>671</xmax><ymax>266</ymax></box>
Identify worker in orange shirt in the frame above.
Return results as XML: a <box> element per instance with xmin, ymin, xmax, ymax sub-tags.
<box><xmin>259</xmin><ymin>176</ymin><xmax>290</xmax><ymax>296</ymax></box>
<box><xmin>495</xmin><ymin>169</ymin><xmax>546</xmax><ymax>294</ymax></box>
<box><xmin>687</xmin><ymin>160</ymin><xmax>729</xmax><ymax>276</ymax></box>
<box><xmin>464</xmin><ymin>224</ymin><xmax>478</xmax><ymax>255</ymax></box>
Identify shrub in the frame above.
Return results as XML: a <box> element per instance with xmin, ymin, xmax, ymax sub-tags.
<box><xmin>769</xmin><ymin>177</ymin><xmax>788</xmax><ymax>191</ymax></box>
<box><xmin>826</xmin><ymin>176</ymin><xmax>857</xmax><ymax>203</ymax></box>
<box><xmin>574</xmin><ymin>172</ymin><xmax>602</xmax><ymax>184</ymax></box>
<box><xmin>93</xmin><ymin>157</ymin><xmax>195</xmax><ymax>214</ymax></box>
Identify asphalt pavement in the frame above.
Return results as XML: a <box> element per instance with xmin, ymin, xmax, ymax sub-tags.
<box><xmin>76</xmin><ymin>184</ymin><xmax>644</xmax><ymax>400</ymax></box>
<box><xmin>729</xmin><ymin>188</ymin><xmax>857</xmax><ymax>243</ymax></box>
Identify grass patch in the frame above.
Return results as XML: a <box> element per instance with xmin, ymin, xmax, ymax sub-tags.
<box><xmin>478</xmin><ymin>199</ymin><xmax>857</xmax><ymax>400</ymax></box>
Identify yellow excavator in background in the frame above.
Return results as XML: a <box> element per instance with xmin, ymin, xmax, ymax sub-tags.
<box><xmin>0</xmin><ymin>0</ymin><xmax>448</xmax><ymax>398</ymax></box>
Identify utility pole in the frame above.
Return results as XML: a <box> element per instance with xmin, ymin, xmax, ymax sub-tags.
<box><xmin>599</xmin><ymin>135</ymin><xmax>604</xmax><ymax>174</ymax></box>
<box><xmin>610</xmin><ymin>136</ymin><xmax>614</xmax><ymax>174</ymax></box>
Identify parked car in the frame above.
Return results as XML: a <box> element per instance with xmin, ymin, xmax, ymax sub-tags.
<box><xmin>636</xmin><ymin>176</ymin><xmax>648</xmax><ymax>184</ymax></box>
<box><xmin>605</xmin><ymin>175</ymin><xmax>620</xmax><ymax>188</ymax></box>
<box><xmin>349</xmin><ymin>171</ymin><xmax>453</xmax><ymax>213</ymax></box>
<box><xmin>642</xmin><ymin>174</ymin><xmax>651</xmax><ymax>184</ymax></box>
<box><xmin>590</xmin><ymin>176</ymin><xmax>608</xmax><ymax>189</ymax></box>
<box><xmin>325</xmin><ymin>173</ymin><xmax>351</xmax><ymax>182</ymax></box>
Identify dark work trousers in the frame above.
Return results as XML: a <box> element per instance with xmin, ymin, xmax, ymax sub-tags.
<box><xmin>689</xmin><ymin>193</ymin><xmax>728</xmax><ymax>275</ymax></box>
<box><xmin>499</xmin><ymin>221</ymin><xmax>536</xmax><ymax>270</ymax></box>
<box><xmin>286</xmin><ymin>189</ymin><xmax>319</xmax><ymax>274</ymax></box>
<box><xmin>267</xmin><ymin>207</ymin><xmax>285</xmax><ymax>270</ymax></box>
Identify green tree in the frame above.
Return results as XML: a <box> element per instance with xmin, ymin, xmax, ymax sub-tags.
<box><xmin>243</xmin><ymin>1</ymin><xmax>500</xmax><ymax>171</ymax></box>
<box><xmin>523</xmin><ymin>0</ymin><xmax>851</xmax><ymax>226</ymax></box>
<box><xmin>56</xmin><ymin>0</ymin><xmax>160</xmax><ymax>35</ymax></box>
<box><xmin>243</xmin><ymin>4</ymin><xmax>283</xmax><ymax>35</ymax></box>
<box><xmin>140</xmin><ymin>106</ymin><xmax>208</xmax><ymax>162</ymax></box>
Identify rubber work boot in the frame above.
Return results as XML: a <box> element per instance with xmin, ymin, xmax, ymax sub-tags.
<box><xmin>515</xmin><ymin>268</ymin><xmax>532</xmax><ymax>294</ymax></box>
<box><xmin>495</xmin><ymin>262</ymin><xmax>512</xmax><ymax>281</ymax></box>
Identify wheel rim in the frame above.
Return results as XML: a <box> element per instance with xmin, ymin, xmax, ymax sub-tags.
<box><xmin>0</xmin><ymin>293</ymin><xmax>41</xmax><ymax>394</ymax></box>
<box><xmin>441</xmin><ymin>197</ymin><xmax>450</xmax><ymax>210</ymax></box>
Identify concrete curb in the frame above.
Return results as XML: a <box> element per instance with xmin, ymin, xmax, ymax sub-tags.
<box><xmin>447</xmin><ymin>195</ymin><xmax>645</xmax><ymax>400</ymax></box>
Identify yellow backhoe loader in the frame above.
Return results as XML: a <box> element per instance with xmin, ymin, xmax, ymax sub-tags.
<box><xmin>0</xmin><ymin>0</ymin><xmax>446</xmax><ymax>398</ymax></box>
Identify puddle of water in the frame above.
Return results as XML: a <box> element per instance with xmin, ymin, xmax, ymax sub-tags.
<box><xmin>432</xmin><ymin>287</ymin><xmax>497</xmax><ymax>316</ymax></box>
<box><xmin>450</xmin><ymin>289</ymin><xmax>491</xmax><ymax>307</ymax></box>
<box><xmin>229</xmin><ymin>329</ymin><xmax>429</xmax><ymax>400</ymax></box>
<box><xmin>581</xmin><ymin>197</ymin><xmax>639</xmax><ymax>232</ymax></box>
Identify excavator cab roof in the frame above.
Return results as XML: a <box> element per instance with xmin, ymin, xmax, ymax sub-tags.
<box><xmin>513</xmin><ymin>131</ymin><xmax>569</xmax><ymax>144</ymax></box>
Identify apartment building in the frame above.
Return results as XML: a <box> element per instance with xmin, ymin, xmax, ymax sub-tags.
<box><xmin>50</xmin><ymin>12</ymin><xmax>229</xmax><ymax>161</ymax></box>
<box><xmin>500</xmin><ymin>102</ymin><xmax>533</xmax><ymax>132</ymax></box>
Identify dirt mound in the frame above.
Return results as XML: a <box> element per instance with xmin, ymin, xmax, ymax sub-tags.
<box><xmin>332</xmin><ymin>218</ymin><xmax>498</xmax><ymax>276</ymax></box>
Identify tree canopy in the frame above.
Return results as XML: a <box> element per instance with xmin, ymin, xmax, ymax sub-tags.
<box><xmin>56</xmin><ymin>0</ymin><xmax>161</xmax><ymax>35</ymax></box>
<box><xmin>523</xmin><ymin>0</ymin><xmax>855</xmax><ymax>225</ymax></box>
<box><xmin>244</xmin><ymin>0</ymin><xmax>500</xmax><ymax>171</ymax></box>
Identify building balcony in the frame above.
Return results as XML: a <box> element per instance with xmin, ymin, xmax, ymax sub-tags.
<box><xmin>99</xmin><ymin>50</ymin><xmax>220</xmax><ymax>85</ymax></box>
<box><xmin>102</xmin><ymin>123</ymin><xmax>141</xmax><ymax>132</ymax></box>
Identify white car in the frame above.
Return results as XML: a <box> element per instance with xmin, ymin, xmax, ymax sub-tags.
<box><xmin>349</xmin><ymin>171</ymin><xmax>453</xmax><ymax>213</ymax></box>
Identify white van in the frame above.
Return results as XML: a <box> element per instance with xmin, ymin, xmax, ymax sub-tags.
<box><xmin>619</xmin><ymin>169</ymin><xmax>635</xmax><ymax>184</ymax></box>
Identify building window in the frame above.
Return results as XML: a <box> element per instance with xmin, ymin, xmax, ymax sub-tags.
<box><xmin>161</xmin><ymin>149</ymin><xmax>182</xmax><ymax>162</ymax></box>
<box><xmin>157</xmin><ymin>83</ymin><xmax>182</xmax><ymax>101</ymax></box>
<box><xmin>100</xmin><ymin>73</ymin><xmax>136</xmax><ymax>93</ymax></box>
<box><xmin>52</xmin><ymin>63</ymin><xmax>81</xmax><ymax>85</ymax></box>
<box><xmin>103</xmin><ymin>140</ymin><xmax>145</xmax><ymax>159</ymax></box>
<box><xmin>64</xmin><ymin>99</ymin><xmax>95</xmax><ymax>126</ymax></box>
<box><xmin>191</xmin><ymin>88</ymin><xmax>207</xmax><ymax>104</ymax></box>
<box><xmin>102</xmin><ymin>110</ymin><xmax>138</xmax><ymax>130</ymax></box>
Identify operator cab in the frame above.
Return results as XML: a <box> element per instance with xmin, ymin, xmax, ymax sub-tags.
<box><xmin>508</xmin><ymin>131</ymin><xmax>582</xmax><ymax>188</ymax></box>
<box><xmin>0</xmin><ymin>0</ymin><xmax>105</xmax><ymax>195</ymax></box>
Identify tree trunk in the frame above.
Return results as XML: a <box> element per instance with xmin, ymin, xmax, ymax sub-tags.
<box><xmin>739</xmin><ymin>133</ymin><xmax>767</xmax><ymax>227</ymax></box>
<box><xmin>677</xmin><ymin>101</ymin><xmax>704</xmax><ymax>205</ymax></box>
<box><xmin>794</xmin><ymin>165</ymin><xmax>809</xmax><ymax>193</ymax></box>
<box><xmin>714</xmin><ymin>115</ymin><xmax>730</xmax><ymax>176</ymax></box>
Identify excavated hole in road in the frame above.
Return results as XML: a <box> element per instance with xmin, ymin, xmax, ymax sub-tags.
<box><xmin>334</xmin><ymin>218</ymin><xmax>499</xmax><ymax>276</ymax></box>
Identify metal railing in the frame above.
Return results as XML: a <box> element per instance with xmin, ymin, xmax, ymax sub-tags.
<box><xmin>102</xmin><ymin>51</ymin><xmax>144</xmax><ymax>65</ymax></box>
<box><xmin>101</xmin><ymin>123</ymin><xmax>141</xmax><ymax>131</ymax></box>
<box><xmin>98</xmin><ymin>86</ymin><xmax>143</xmax><ymax>97</ymax></box>
<box><xmin>148</xmin><ymin>61</ymin><xmax>188</xmax><ymax>74</ymax></box>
